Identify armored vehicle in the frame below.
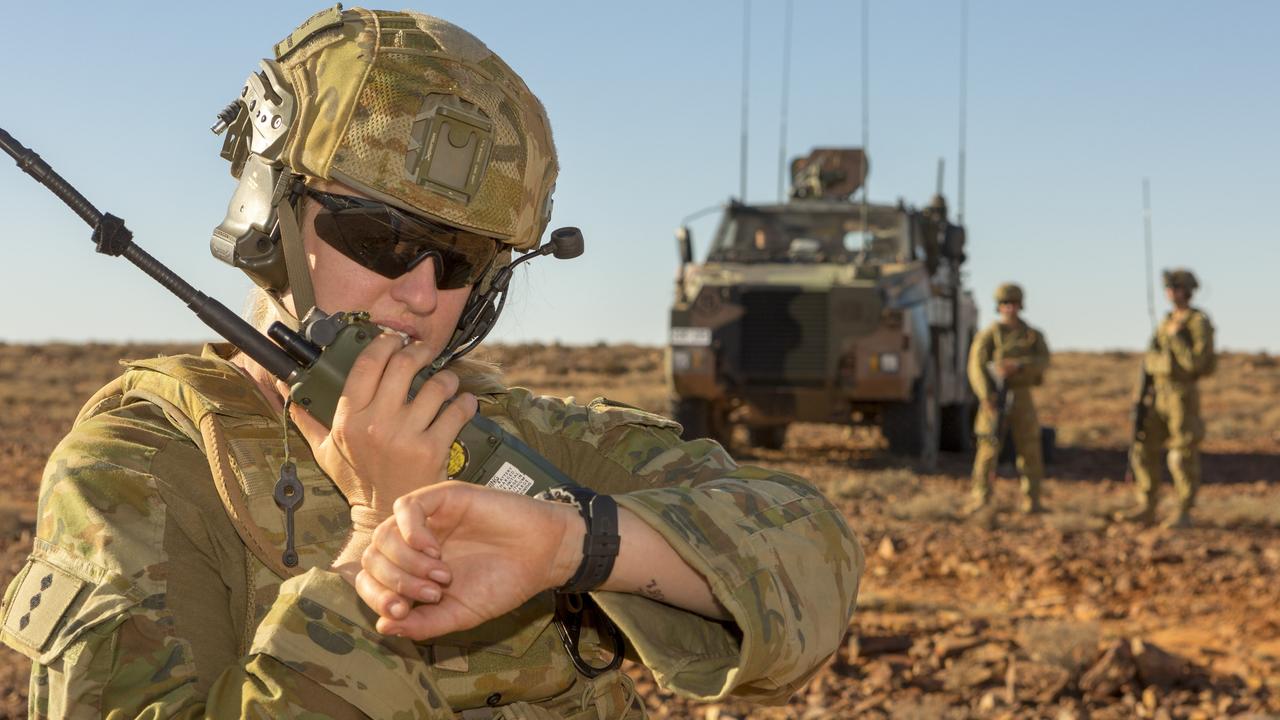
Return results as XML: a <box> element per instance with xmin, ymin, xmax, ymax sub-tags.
<box><xmin>666</xmin><ymin>148</ymin><xmax>977</xmax><ymax>461</ymax></box>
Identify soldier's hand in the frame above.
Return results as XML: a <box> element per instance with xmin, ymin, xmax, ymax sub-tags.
<box><xmin>998</xmin><ymin>358</ymin><xmax>1021</xmax><ymax>377</ymax></box>
<box><xmin>285</xmin><ymin>333</ymin><xmax>478</xmax><ymax>535</ymax></box>
<box><xmin>357</xmin><ymin>482</ymin><xmax>583</xmax><ymax>641</ymax></box>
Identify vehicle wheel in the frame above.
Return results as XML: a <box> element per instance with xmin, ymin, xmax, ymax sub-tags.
<box><xmin>747</xmin><ymin>424</ymin><xmax>788</xmax><ymax>450</ymax></box>
<box><xmin>672</xmin><ymin>397</ymin><xmax>732</xmax><ymax>447</ymax></box>
<box><xmin>882</xmin><ymin>364</ymin><xmax>940</xmax><ymax>466</ymax></box>
<box><xmin>939</xmin><ymin>400</ymin><xmax>975</xmax><ymax>453</ymax></box>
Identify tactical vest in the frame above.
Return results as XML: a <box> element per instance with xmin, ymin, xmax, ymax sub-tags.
<box><xmin>74</xmin><ymin>349</ymin><xmax>641</xmax><ymax>719</ymax></box>
<box><xmin>1145</xmin><ymin>309</ymin><xmax>1216</xmax><ymax>382</ymax></box>
<box><xmin>989</xmin><ymin>323</ymin><xmax>1045</xmax><ymax>389</ymax></box>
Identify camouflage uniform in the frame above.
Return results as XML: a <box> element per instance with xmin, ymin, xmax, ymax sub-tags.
<box><xmin>968</xmin><ymin>300</ymin><xmax>1051</xmax><ymax>509</ymax></box>
<box><xmin>1129</xmin><ymin>301</ymin><xmax>1215</xmax><ymax>523</ymax></box>
<box><xmin>1</xmin><ymin>346</ymin><xmax>862</xmax><ymax>718</ymax></box>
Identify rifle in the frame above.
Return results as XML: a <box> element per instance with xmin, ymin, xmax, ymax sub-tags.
<box><xmin>1123</xmin><ymin>368</ymin><xmax>1155</xmax><ymax>482</ymax></box>
<box><xmin>984</xmin><ymin>361</ymin><xmax>1015</xmax><ymax>457</ymax></box>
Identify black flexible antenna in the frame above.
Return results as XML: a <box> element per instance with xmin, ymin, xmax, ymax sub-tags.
<box><xmin>776</xmin><ymin>0</ymin><xmax>794</xmax><ymax>202</ymax></box>
<box><xmin>0</xmin><ymin>127</ymin><xmax>299</xmax><ymax>381</ymax></box>
<box><xmin>739</xmin><ymin>0</ymin><xmax>752</xmax><ymax>202</ymax></box>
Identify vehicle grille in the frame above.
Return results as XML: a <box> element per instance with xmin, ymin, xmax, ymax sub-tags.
<box><xmin>739</xmin><ymin>289</ymin><xmax>828</xmax><ymax>383</ymax></box>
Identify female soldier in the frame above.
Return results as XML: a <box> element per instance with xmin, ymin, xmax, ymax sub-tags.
<box><xmin>2</xmin><ymin>8</ymin><xmax>861</xmax><ymax>718</ymax></box>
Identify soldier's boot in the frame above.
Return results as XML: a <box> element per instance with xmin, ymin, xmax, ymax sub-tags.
<box><xmin>1118</xmin><ymin>502</ymin><xmax>1156</xmax><ymax>526</ymax></box>
<box><xmin>1019</xmin><ymin>495</ymin><xmax>1047</xmax><ymax>514</ymax></box>
<box><xmin>1161</xmin><ymin>499</ymin><xmax>1194</xmax><ymax>529</ymax></box>
<box><xmin>962</xmin><ymin>490</ymin><xmax>991</xmax><ymax>516</ymax></box>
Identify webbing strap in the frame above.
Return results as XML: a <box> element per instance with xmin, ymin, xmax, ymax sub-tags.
<box><xmin>276</xmin><ymin>197</ymin><xmax>316</xmax><ymax>324</ymax></box>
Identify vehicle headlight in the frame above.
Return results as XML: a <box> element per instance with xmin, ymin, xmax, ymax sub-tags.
<box><xmin>879</xmin><ymin>352</ymin><xmax>900</xmax><ymax>373</ymax></box>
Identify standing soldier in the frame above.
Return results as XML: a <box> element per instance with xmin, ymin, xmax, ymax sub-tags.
<box><xmin>966</xmin><ymin>283</ymin><xmax>1051</xmax><ymax>514</ymax></box>
<box><xmin>1126</xmin><ymin>268</ymin><xmax>1215</xmax><ymax>528</ymax></box>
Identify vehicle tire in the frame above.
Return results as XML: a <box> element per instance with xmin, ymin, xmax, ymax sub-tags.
<box><xmin>672</xmin><ymin>397</ymin><xmax>732</xmax><ymax>447</ymax></box>
<box><xmin>939</xmin><ymin>401</ymin><xmax>975</xmax><ymax>453</ymax></box>
<box><xmin>882</xmin><ymin>363</ymin><xmax>940</xmax><ymax>465</ymax></box>
<box><xmin>747</xmin><ymin>424</ymin><xmax>788</xmax><ymax>450</ymax></box>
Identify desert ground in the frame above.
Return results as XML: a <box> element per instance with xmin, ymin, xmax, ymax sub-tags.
<box><xmin>0</xmin><ymin>342</ymin><xmax>1276</xmax><ymax>719</ymax></box>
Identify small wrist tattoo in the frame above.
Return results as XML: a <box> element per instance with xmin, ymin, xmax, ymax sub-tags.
<box><xmin>640</xmin><ymin>578</ymin><xmax>665</xmax><ymax>601</ymax></box>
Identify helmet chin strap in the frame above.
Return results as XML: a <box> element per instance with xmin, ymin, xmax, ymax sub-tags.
<box><xmin>266</xmin><ymin>180</ymin><xmax>316</xmax><ymax>331</ymax></box>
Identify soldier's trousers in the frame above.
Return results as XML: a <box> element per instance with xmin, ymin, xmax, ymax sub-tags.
<box><xmin>971</xmin><ymin>388</ymin><xmax>1043</xmax><ymax>501</ymax></box>
<box><xmin>1129</xmin><ymin>381</ymin><xmax>1203</xmax><ymax>512</ymax></box>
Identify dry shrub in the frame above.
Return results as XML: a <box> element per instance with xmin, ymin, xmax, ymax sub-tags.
<box><xmin>1197</xmin><ymin>496</ymin><xmax>1280</xmax><ymax>529</ymax></box>
<box><xmin>1016</xmin><ymin>620</ymin><xmax>1099</xmax><ymax>676</ymax></box>
<box><xmin>834</xmin><ymin>468</ymin><xmax>916</xmax><ymax>500</ymax></box>
<box><xmin>890</xmin><ymin>492</ymin><xmax>960</xmax><ymax>522</ymax></box>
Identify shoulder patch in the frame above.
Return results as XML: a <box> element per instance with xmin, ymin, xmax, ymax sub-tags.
<box><xmin>3</xmin><ymin>559</ymin><xmax>85</xmax><ymax>653</ymax></box>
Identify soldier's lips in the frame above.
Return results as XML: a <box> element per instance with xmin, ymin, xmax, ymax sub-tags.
<box><xmin>373</xmin><ymin>320</ymin><xmax>420</xmax><ymax>344</ymax></box>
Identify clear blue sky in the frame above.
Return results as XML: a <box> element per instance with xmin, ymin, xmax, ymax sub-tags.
<box><xmin>2</xmin><ymin>1</ymin><xmax>1276</xmax><ymax>351</ymax></box>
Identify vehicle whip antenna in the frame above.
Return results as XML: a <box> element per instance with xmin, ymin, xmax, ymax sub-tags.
<box><xmin>776</xmin><ymin>0</ymin><xmax>794</xmax><ymax>202</ymax></box>
<box><xmin>859</xmin><ymin>0</ymin><xmax>871</xmax><ymax>239</ymax></box>
<box><xmin>1143</xmin><ymin>177</ymin><xmax>1157</xmax><ymax>331</ymax></box>
<box><xmin>957</xmin><ymin>0</ymin><xmax>969</xmax><ymax>225</ymax></box>
<box><xmin>739</xmin><ymin>0</ymin><xmax>752</xmax><ymax>202</ymax></box>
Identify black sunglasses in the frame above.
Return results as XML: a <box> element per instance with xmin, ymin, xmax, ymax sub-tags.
<box><xmin>307</xmin><ymin>189</ymin><xmax>499</xmax><ymax>289</ymax></box>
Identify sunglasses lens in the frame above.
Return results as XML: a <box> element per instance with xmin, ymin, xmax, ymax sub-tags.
<box><xmin>310</xmin><ymin>192</ymin><xmax>497</xmax><ymax>288</ymax></box>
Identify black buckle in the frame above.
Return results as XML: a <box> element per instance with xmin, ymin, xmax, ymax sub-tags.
<box><xmin>553</xmin><ymin>593</ymin><xmax>624</xmax><ymax>678</ymax></box>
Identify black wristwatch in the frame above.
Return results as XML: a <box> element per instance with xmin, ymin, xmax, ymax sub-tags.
<box><xmin>541</xmin><ymin>486</ymin><xmax>620</xmax><ymax>593</ymax></box>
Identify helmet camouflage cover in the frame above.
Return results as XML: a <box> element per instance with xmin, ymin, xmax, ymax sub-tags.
<box><xmin>1162</xmin><ymin>268</ymin><xmax>1199</xmax><ymax>291</ymax></box>
<box><xmin>275</xmin><ymin>6</ymin><xmax>557</xmax><ymax>250</ymax></box>
<box><xmin>994</xmin><ymin>282</ymin><xmax>1024</xmax><ymax>305</ymax></box>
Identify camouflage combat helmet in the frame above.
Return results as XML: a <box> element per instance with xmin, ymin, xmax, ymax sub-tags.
<box><xmin>276</xmin><ymin>6</ymin><xmax>557</xmax><ymax>250</ymax></box>
<box><xmin>1162</xmin><ymin>268</ymin><xmax>1199</xmax><ymax>292</ymax></box>
<box><xmin>994</xmin><ymin>282</ymin><xmax>1024</xmax><ymax>306</ymax></box>
<box><xmin>211</xmin><ymin>5</ymin><xmax>558</xmax><ymax>334</ymax></box>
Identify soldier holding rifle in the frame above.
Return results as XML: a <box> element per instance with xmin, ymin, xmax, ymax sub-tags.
<box><xmin>965</xmin><ymin>283</ymin><xmax>1051</xmax><ymax>514</ymax></box>
<box><xmin>1123</xmin><ymin>268</ymin><xmax>1215</xmax><ymax>528</ymax></box>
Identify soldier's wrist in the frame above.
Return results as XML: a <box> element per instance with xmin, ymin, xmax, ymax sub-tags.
<box><xmin>331</xmin><ymin>531</ymin><xmax>373</xmax><ymax>586</ymax></box>
<box><xmin>548</xmin><ymin>503</ymin><xmax>587</xmax><ymax>590</ymax></box>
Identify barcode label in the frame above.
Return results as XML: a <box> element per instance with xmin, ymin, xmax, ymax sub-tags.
<box><xmin>486</xmin><ymin>462</ymin><xmax>536</xmax><ymax>495</ymax></box>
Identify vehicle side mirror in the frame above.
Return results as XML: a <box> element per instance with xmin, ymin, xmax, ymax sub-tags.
<box><xmin>675</xmin><ymin>226</ymin><xmax>693</xmax><ymax>266</ymax></box>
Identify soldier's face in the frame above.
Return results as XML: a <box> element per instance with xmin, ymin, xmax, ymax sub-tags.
<box><xmin>288</xmin><ymin>180</ymin><xmax>472</xmax><ymax>356</ymax></box>
<box><xmin>998</xmin><ymin>301</ymin><xmax>1021</xmax><ymax>322</ymax></box>
<box><xmin>1165</xmin><ymin>286</ymin><xmax>1190</xmax><ymax>307</ymax></box>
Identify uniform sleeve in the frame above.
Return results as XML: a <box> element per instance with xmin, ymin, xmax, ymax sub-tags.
<box><xmin>2</xmin><ymin>403</ymin><xmax>450</xmax><ymax>719</ymax></box>
<box><xmin>1167</xmin><ymin>312</ymin><xmax>1215</xmax><ymax>377</ymax></box>
<box><xmin>967</xmin><ymin>328</ymin><xmax>995</xmax><ymax>400</ymax></box>
<box><xmin>491</xmin><ymin>393</ymin><xmax>863</xmax><ymax>705</ymax></box>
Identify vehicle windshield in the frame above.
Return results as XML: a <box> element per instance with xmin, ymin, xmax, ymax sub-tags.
<box><xmin>706</xmin><ymin>204</ymin><xmax>904</xmax><ymax>264</ymax></box>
